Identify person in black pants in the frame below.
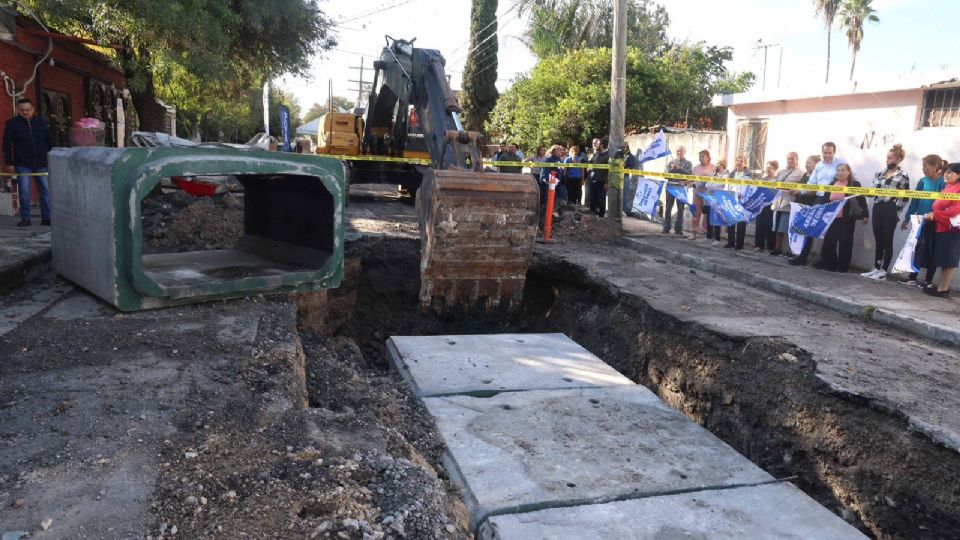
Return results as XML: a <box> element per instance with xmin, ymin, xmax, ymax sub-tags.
<box><xmin>752</xmin><ymin>160</ymin><xmax>779</xmax><ymax>252</ymax></box>
<box><xmin>788</xmin><ymin>155</ymin><xmax>823</xmax><ymax>265</ymax></box>
<box><xmin>814</xmin><ymin>164</ymin><xmax>869</xmax><ymax>272</ymax></box>
<box><xmin>861</xmin><ymin>144</ymin><xmax>910</xmax><ymax>280</ymax></box>
<box><xmin>724</xmin><ymin>155</ymin><xmax>751</xmax><ymax>250</ymax></box>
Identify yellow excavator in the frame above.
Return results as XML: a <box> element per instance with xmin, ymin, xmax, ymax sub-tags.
<box><xmin>318</xmin><ymin>36</ymin><xmax>539</xmax><ymax>313</ymax></box>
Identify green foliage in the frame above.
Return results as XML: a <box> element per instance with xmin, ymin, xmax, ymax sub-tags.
<box><xmin>17</xmin><ymin>0</ymin><xmax>336</xmax><ymax>135</ymax></box>
<box><xmin>518</xmin><ymin>0</ymin><xmax>670</xmax><ymax>59</ymax></box>
<box><xmin>461</xmin><ymin>0</ymin><xmax>499</xmax><ymax>132</ymax></box>
<box><xmin>839</xmin><ymin>0</ymin><xmax>880</xmax><ymax>80</ymax></box>
<box><xmin>486</xmin><ymin>45</ymin><xmax>754</xmax><ymax>151</ymax></box>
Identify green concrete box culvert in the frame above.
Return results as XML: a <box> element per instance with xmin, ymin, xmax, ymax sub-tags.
<box><xmin>48</xmin><ymin>147</ymin><xmax>345</xmax><ymax>311</ymax></box>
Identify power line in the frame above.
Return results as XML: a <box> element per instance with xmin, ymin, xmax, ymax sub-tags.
<box><xmin>447</xmin><ymin>0</ymin><xmax>522</xmax><ymax>58</ymax></box>
<box><xmin>336</xmin><ymin>0</ymin><xmax>417</xmax><ymax>25</ymax></box>
<box><xmin>447</xmin><ymin>0</ymin><xmax>523</xmax><ymax>69</ymax></box>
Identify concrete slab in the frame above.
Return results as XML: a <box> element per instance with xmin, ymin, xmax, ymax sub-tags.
<box><xmin>479</xmin><ymin>482</ymin><xmax>866</xmax><ymax>539</ymax></box>
<box><xmin>423</xmin><ymin>386</ymin><xmax>773</xmax><ymax>526</ymax></box>
<box><xmin>387</xmin><ymin>333</ymin><xmax>634</xmax><ymax>397</ymax></box>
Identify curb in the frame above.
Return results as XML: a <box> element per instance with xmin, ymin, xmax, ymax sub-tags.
<box><xmin>621</xmin><ymin>236</ymin><xmax>960</xmax><ymax>347</ymax></box>
<box><xmin>0</xmin><ymin>247</ymin><xmax>52</xmax><ymax>294</ymax></box>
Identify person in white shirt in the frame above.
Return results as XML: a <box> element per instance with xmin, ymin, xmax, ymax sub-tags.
<box><xmin>788</xmin><ymin>143</ymin><xmax>844</xmax><ymax>266</ymax></box>
<box><xmin>770</xmin><ymin>152</ymin><xmax>805</xmax><ymax>256</ymax></box>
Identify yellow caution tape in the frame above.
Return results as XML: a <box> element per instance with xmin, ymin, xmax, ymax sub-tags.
<box><xmin>630</xmin><ymin>170</ymin><xmax>960</xmax><ymax>201</ymax></box>
<box><xmin>314</xmin><ymin>154</ymin><xmax>960</xmax><ymax>201</ymax></box>
<box><xmin>0</xmin><ymin>172</ymin><xmax>48</xmax><ymax>176</ymax></box>
<box><xmin>325</xmin><ymin>154</ymin><xmax>432</xmax><ymax>165</ymax></box>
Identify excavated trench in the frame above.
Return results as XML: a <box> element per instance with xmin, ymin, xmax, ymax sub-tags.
<box><xmin>297</xmin><ymin>235</ymin><xmax>959</xmax><ymax>540</ymax></box>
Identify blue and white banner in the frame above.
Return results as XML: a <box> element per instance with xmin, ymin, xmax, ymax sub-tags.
<box><xmin>665</xmin><ymin>185</ymin><xmax>694</xmax><ymax>206</ymax></box>
<box><xmin>279</xmin><ymin>104</ymin><xmax>291</xmax><ymax>152</ymax></box>
<box><xmin>740</xmin><ymin>186</ymin><xmax>777</xmax><ymax>220</ymax></box>
<box><xmin>638</xmin><ymin>130</ymin><xmax>671</xmax><ymax>163</ymax></box>
<box><xmin>891</xmin><ymin>214</ymin><xmax>924</xmax><ymax>274</ymax></box>
<box><xmin>631</xmin><ymin>178</ymin><xmax>663</xmax><ymax>216</ymax></box>
<box><xmin>701</xmin><ymin>190</ymin><xmax>746</xmax><ymax>227</ymax></box>
<box><xmin>787</xmin><ymin>202</ymin><xmax>807</xmax><ymax>255</ymax></box>
<box><xmin>791</xmin><ymin>198</ymin><xmax>847</xmax><ymax>239</ymax></box>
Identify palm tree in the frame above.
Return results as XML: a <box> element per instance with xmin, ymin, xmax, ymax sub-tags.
<box><xmin>839</xmin><ymin>0</ymin><xmax>880</xmax><ymax>81</ymax></box>
<box><xmin>814</xmin><ymin>0</ymin><xmax>841</xmax><ymax>83</ymax></box>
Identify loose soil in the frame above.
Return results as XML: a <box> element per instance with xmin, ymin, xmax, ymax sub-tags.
<box><xmin>547</xmin><ymin>203</ymin><xmax>623</xmax><ymax>244</ymax></box>
<box><xmin>141</xmin><ymin>191</ymin><xmax>244</xmax><ymax>254</ymax></box>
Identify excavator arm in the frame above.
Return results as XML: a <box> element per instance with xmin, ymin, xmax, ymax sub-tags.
<box><xmin>365</xmin><ymin>37</ymin><xmax>540</xmax><ymax>314</ymax></box>
<box><xmin>364</xmin><ymin>37</ymin><xmax>480</xmax><ymax>171</ymax></box>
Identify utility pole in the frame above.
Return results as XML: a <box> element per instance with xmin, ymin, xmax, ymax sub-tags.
<box><xmin>606</xmin><ymin>0</ymin><xmax>627</xmax><ymax>222</ymax></box>
<box><xmin>347</xmin><ymin>58</ymin><xmax>371</xmax><ymax>109</ymax></box>
<box><xmin>753</xmin><ymin>40</ymin><xmax>781</xmax><ymax>91</ymax></box>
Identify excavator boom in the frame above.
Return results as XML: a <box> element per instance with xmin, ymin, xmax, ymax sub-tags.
<box><xmin>365</xmin><ymin>37</ymin><xmax>539</xmax><ymax>313</ymax></box>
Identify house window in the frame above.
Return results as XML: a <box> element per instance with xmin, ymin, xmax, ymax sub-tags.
<box><xmin>736</xmin><ymin>120</ymin><xmax>768</xmax><ymax>173</ymax></box>
<box><xmin>921</xmin><ymin>86</ymin><xmax>960</xmax><ymax>128</ymax></box>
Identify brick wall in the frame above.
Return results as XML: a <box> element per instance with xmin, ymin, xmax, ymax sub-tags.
<box><xmin>1</xmin><ymin>24</ymin><xmax>126</xmax><ymax>142</ymax></box>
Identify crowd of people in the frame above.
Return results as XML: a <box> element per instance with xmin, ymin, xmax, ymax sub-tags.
<box><xmin>491</xmin><ymin>138</ymin><xmax>960</xmax><ymax>298</ymax></box>
<box><xmin>660</xmin><ymin>141</ymin><xmax>960</xmax><ymax>298</ymax></box>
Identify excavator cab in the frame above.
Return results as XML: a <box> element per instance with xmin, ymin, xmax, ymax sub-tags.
<box><xmin>364</xmin><ymin>36</ymin><xmax>539</xmax><ymax>313</ymax></box>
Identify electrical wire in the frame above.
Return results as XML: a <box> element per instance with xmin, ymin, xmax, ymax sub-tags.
<box><xmin>1</xmin><ymin>3</ymin><xmax>54</xmax><ymax>112</ymax></box>
<box><xmin>335</xmin><ymin>0</ymin><xmax>417</xmax><ymax>26</ymax></box>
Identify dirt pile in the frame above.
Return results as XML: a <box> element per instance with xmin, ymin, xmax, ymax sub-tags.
<box><xmin>548</xmin><ymin>204</ymin><xmax>623</xmax><ymax>243</ymax></box>
<box><xmin>142</xmin><ymin>191</ymin><xmax>244</xmax><ymax>253</ymax></box>
<box><xmin>149</xmin><ymin>321</ymin><xmax>469</xmax><ymax>540</ymax></box>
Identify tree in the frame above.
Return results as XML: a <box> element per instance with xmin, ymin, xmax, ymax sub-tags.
<box><xmin>486</xmin><ymin>45</ymin><xmax>753</xmax><ymax>150</ymax></box>
<box><xmin>815</xmin><ymin>0</ymin><xmax>842</xmax><ymax>84</ymax></box>
<box><xmin>518</xmin><ymin>0</ymin><xmax>670</xmax><ymax>59</ymax></box>
<box><xmin>18</xmin><ymin>0</ymin><xmax>336</xmax><ymax>132</ymax></box>
<box><xmin>461</xmin><ymin>0</ymin><xmax>499</xmax><ymax>132</ymax></box>
<box><xmin>303</xmin><ymin>96</ymin><xmax>355</xmax><ymax>123</ymax></box>
<box><xmin>839</xmin><ymin>0</ymin><xmax>879</xmax><ymax>81</ymax></box>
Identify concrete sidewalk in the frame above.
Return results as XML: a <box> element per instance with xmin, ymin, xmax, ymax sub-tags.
<box><xmin>0</xmin><ymin>214</ymin><xmax>51</xmax><ymax>293</ymax></box>
<box><xmin>622</xmin><ymin>217</ymin><xmax>960</xmax><ymax>346</ymax></box>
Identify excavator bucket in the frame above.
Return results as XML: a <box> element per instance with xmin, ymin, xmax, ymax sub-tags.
<box><xmin>417</xmin><ymin>168</ymin><xmax>540</xmax><ymax>314</ymax></box>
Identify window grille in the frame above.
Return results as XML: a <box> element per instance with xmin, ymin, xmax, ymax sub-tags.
<box><xmin>921</xmin><ymin>87</ymin><xmax>960</xmax><ymax>128</ymax></box>
<box><xmin>736</xmin><ymin>120</ymin><xmax>768</xmax><ymax>173</ymax></box>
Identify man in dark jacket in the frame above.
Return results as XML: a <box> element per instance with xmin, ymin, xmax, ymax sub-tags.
<box><xmin>588</xmin><ymin>138</ymin><xmax>610</xmax><ymax>217</ymax></box>
<box><xmin>3</xmin><ymin>98</ymin><xmax>54</xmax><ymax>226</ymax></box>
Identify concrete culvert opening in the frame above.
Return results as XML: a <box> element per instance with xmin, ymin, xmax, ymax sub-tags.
<box><xmin>295</xmin><ymin>235</ymin><xmax>960</xmax><ymax>540</ymax></box>
<box><xmin>140</xmin><ymin>173</ymin><xmax>338</xmax><ymax>296</ymax></box>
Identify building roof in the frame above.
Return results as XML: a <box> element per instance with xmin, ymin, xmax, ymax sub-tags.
<box><xmin>712</xmin><ymin>71</ymin><xmax>960</xmax><ymax>108</ymax></box>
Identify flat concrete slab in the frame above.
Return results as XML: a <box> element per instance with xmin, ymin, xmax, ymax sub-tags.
<box><xmin>423</xmin><ymin>386</ymin><xmax>773</xmax><ymax>526</ymax></box>
<box><xmin>387</xmin><ymin>333</ymin><xmax>634</xmax><ymax>397</ymax></box>
<box><xmin>479</xmin><ymin>482</ymin><xmax>866</xmax><ymax>539</ymax></box>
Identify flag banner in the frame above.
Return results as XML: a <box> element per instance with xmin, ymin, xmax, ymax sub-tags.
<box><xmin>892</xmin><ymin>214</ymin><xmax>924</xmax><ymax>274</ymax></box>
<box><xmin>701</xmin><ymin>190</ymin><xmax>746</xmax><ymax>226</ymax></box>
<box><xmin>632</xmin><ymin>178</ymin><xmax>663</xmax><ymax>216</ymax></box>
<box><xmin>262</xmin><ymin>81</ymin><xmax>270</xmax><ymax>135</ymax></box>
<box><xmin>638</xmin><ymin>130</ymin><xmax>671</xmax><ymax>163</ymax></box>
<box><xmin>791</xmin><ymin>198</ymin><xmax>847</xmax><ymax>239</ymax></box>
<box><xmin>740</xmin><ymin>186</ymin><xmax>777</xmax><ymax>220</ymax></box>
<box><xmin>665</xmin><ymin>185</ymin><xmax>694</xmax><ymax>206</ymax></box>
<box><xmin>787</xmin><ymin>202</ymin><xmax>807</xmax><ymax>255</ymax></box>
<box><xmin>279</xmin><ymin>104</ymin><xmax>291</xmax><ymax>152</ymax></box>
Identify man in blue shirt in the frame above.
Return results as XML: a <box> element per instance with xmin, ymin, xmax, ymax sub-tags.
<box><xmin>789</xmin><ymin>141</ymin><xmax>845</xmax><ymax>265</ymax></box>
<box><xmin>3</xmin><ymin>99</ymin><xmax>54</xmax><ymax>227</ymax></box>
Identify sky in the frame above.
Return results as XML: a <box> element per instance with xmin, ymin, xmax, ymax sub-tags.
<box><xmin>279</xmin><ymin>0</ymin><xmax>959</xmax><ymax>119</ymax></box>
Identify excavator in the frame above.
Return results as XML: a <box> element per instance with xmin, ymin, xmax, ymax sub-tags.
<box><xmin>318</xmin><ymin>36</ymin><xmax>539</xmax><ymax>313</ymax></box>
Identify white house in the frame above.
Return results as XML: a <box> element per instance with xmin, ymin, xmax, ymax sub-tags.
<box><xmin>714</xmin><ymin>73</ymin><xmax>960</xmax><ymax>284</ymax></box>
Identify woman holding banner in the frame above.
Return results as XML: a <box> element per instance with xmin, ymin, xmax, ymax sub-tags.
<box><xmin>923</xmin><ymin>162</ymin><xmax>960</xmax><ymax>298</ymax></box>
<box><xmin>723</xmin><ymin>155</ymin><xmax>751</xmax><ymax>250</ymax></box>
<box><xmin>704</xmin><ymin>160</ymin><xmax>728</xmax><ymax>246</ymax></box>
<box><xmin>814</xmin><ymin>164</ymin><xmax>869</xmax><ymax>273</ymax></box>
<box><xmin>899</xmin><ymin>155</ymin><xmax>945</xmax><ymax>287</ymax></box>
